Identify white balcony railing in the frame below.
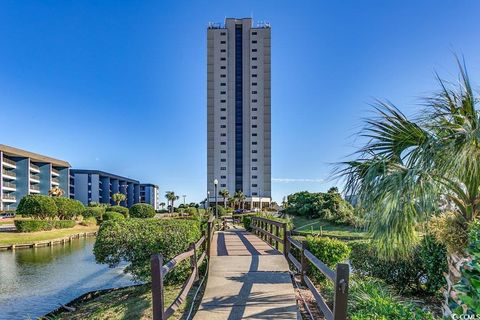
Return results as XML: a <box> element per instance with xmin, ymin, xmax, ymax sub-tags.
<box><xmin>2</xmin><ymin>169</ymin><xmax>16</xmax><ymax>178</ymax></box>
<box><xmin>2</xmin><ymin>158</ymin><xmax>16</xmax><ymax>167</ymax></box>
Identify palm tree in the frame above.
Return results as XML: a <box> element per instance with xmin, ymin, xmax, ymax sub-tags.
<box><xmin>234</xmin><ymin>190</ymin><xmax>246</xmax><ymax>210</ymax></box>
<box><xmin>112</xmin><ymin>193</ymin><xmax>126</xmax><ymax>206</ymax></box>
<box><xmin>219</xmin><ymin>189</ymin><xmax>230</xmax><ymax>208</ymax></box>
<box><xmin>159</xmin><ymin>202</ymin><xmax>166</xmax><ymax>210</ymax></box>
<box><xmin>336</xmin><ymin>60</ymin><xmax>479</xmax><ymax>315</ymax></box>
<box><xmin>48</xmin><ymin>186</ymin><xmax>65</xmax><ymax>197</ymax></box>
<box><xmin>165</xmin><ymin>191</ymin><xmax>179</xmax><ymax>213</ymax></box>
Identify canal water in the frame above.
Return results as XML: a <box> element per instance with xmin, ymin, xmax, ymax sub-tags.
<box><xmin>0</xmin><ymin>237</ymin><xmax>135</xmax><ymax>319</ymax></box>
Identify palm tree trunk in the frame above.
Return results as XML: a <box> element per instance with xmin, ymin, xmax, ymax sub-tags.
<box><xmin>224</xmin><ymin>197</ymin><xmax>227</xmax><ymax>208</ymax></box>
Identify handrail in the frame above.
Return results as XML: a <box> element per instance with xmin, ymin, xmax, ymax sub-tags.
<box><xmin>250</xmin><ymin>216</ymin><xmax>288</xmax><ymax>253</ymax></box>
<box><xmin>151</xmin><ymin>216</ymin><xmax>215</xmax><ymax>320</ymax></box>
<box><xmin>252</xmin><ymin>217</ymin><xmax>350</xmax><ymax>320</ymax></box>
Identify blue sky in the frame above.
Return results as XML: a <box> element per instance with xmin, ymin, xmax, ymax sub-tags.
<box><xmin>1</xmin><ymin>0</ymin><xmax>479</xmax><ymax>203</ymax></box>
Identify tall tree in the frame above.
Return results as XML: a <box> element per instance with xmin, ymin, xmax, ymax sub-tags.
<box><xmin>336</xmin><ymin>60</ymin><xmax>480</xmax><ymax>315</ymax></box>
<box><xmin>219</xmin><ymin>189</ymin><xmax>230</xmax><ymax>208</ymax></box>
<box><xmin>234</xmin><ymin>190</ymin><xmax>246</xmax><ymax>210</ymax></box>
<box><xmin>165</xmin><ymin>191</ymin><xmax>179</xmax><ymax>213</ymax></box>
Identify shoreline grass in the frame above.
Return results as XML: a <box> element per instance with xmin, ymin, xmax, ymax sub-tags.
<box><xmin>292</xmin><ymin>216</ymin><xmax>368</xmax><ymax>239</ymax></box>
<box><xmin>0</xmin><ymin>224</ymin><xmax>99</xmax><ymax>245</ymax></box>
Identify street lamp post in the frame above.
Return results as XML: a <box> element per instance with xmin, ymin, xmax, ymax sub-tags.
<box><xmin>214</xmin><ymin>179</ymin><xmax>218</xmax><ymax>219</ymax></box>
<box><xmin>207</xmin><ymin>191</ymin><xmax>210</xmax><ymax>212</ymax></box>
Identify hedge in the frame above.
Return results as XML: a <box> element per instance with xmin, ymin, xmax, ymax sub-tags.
<box><xmin>14</xmin><ymin>219</ymin><xmax>76</xmax><ymax>232</ymax></box>
<box><xmin>348</xmin><ymin>236</ymin><xmax>447</xmax><ymax>295</ymax></box>
<box><xmin>53</xmin><ymin>197</ymin><xmax>85</xmax><ymax>220</ymax></box>
<box><xmin>129</xmin><ymin>203</ymin><xmax>155</xmax><ymax>218</ymax></box>
<box><xmin>103</xmin><ymin>212</ymin><xmax>125</xmax><ymax>221</ymax></box>
<box><xmin>80</xmin><ymin>216</ymin><xmax>98</xmax><ymax>226</ymax></box>
<box><xmin>83</xmin><ymin>207</ymin><xmax>106</xmax><ymax>219</ymax></box>
<box><xmin>106</xmin><ymin>206</ymin><xmax>129</xmax><ymax>217</ymax></box>
<box><xmin>94</xmin><ymin>218</ymin><xmax>201</xmax><ymax>283</ymax></box>
<box><xmin>305</xmin><ymin>236</ymin><xmax>350</xmax><ymax>283</ymax></box>
<box><xmin>16</xmin><ymin>195</ymin><xmax>58</xmax><ymax>219</ymax></box>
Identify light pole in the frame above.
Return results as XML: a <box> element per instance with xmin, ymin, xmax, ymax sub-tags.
<box><xmin>214</xmin><ymin>179</ymin><xmax>218</xmax><ymax>219</ymax></box>
<box><xmin>207</xmin><ymin>191</ymin><xmax>210</xmax><ymax>212</ymax></box>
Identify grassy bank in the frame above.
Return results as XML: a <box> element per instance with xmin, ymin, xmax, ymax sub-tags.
<box><xmin>49</xmin><ymin>283</ymin><xmax>200</xmax><ymax>320</ymax></box>
<box><xmin>292</xmin><ymin>216</ymin><xmax>367</xmax><ymax>239</ymax></box>
<box><xmin>0</xmin><ymin>225</ymin><xmax>99</xmax><ymax>245</ymax></box>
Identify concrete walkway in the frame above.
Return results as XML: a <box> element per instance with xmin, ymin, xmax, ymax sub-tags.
<box><xmin>194</xmin><ymin>228</ymin><xmax>298</xmax><ymax>320</ymax></box>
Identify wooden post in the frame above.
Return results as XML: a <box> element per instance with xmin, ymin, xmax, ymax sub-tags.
<box><xmin>333</xmin><ymin>263</ymin><xmax>349</xmax><ymax>320</ymax></box>
<box><xmin>151</xmin><ymin>254</ymin><xmax>165</xmax><ymax>320</ymax></box>
<box><xmin>300</xmin><ymin>240</ymin><xmax>308</xmax><ymax>286</ymax></box>
<box><xmin>189</xmin><ymin>242</ymin><xmax>199</xmax><ymax>281</ymax></box>
<box><xmin>269</xmin><ymin>223</ymin><xmax>273</xmax><ymax>245</ymax></box>
<box><xmin>275</xmin><ymin>225</ymin><xmax>279</xmax><ymax>250</ymax></box>
<box><xmin>282</xmin><ymin>224</ymin><xmax>288</xmax><ymax>257</ymax></box>
<box><xmin>207</xmin><ymin>219</ymin><xmax>212</xmax><ymax>259</ymax></box>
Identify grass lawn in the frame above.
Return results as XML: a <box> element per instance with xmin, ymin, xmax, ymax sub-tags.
<box><xmin>292</xmin><ymin>216</ymin><xmax>368</xmax><ymax>240</ymax></box>
<box><xmin>0</xmin><ymin>220</ymin><xmax>14</xmax><ymax>225</ymax></box>
<box><xmin>0</xmin><ymin>224</ymin><xmax>99</xmax><ymax>245</ymax></box>
<box><xmin>51</xmin><ymin>283</ymin><xmax>201</xmax><ymax>320</ymax></box>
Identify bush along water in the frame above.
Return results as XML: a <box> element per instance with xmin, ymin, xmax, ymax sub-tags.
<box><xmin>106</xmin><ymin>205</ymin><xmax>129</xmax><ymax>218</ymax></box>
<box><xmin>94</xmin><ymin>218</ymin><xmax>201</xmax><ymax>283</ymax></box>
<box><xmin>14</xmin><ymin>219</ymin><xmax>76</xmax><ymax>232</ymax></box>
<box><xmin>129</xmin><ymin>203</ymin><xmax>155</xmax><ymax>218</ymax></box>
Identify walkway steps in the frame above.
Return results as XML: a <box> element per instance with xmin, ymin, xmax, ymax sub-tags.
<box><xmin>194</xmin><ymin>229</ymin><xmax>298</xmax><ymax>320</ymax></box>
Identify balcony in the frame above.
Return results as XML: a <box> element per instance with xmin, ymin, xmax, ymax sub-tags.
<box><xmin>2</xmin><ymin>194</ymin><xmax>16</xmax><ymax>201</ymax></box>
<box><xmin>2</xmin><ymin>158</ymin><xmax>16</xmax><ymax>168</ymax></box>
<box><xmin>2</xmin><ymin>169</ymin><xmax>16</xmax><ymax>178</ymax></box>
<box><xmin>3</xmin><ymin>182</ymin><xmax>16</xmax><ymax>189</ymax></box>
<box><xmin>52</xmin><ymin>177</ymin><xmax>60</xmax><ymax>185</ymax></box>
<box><xmin>52</xmin><ymin>168</ymin><xmax>60</xmax><ymax>176</ymax></box>
<box><xmin>30</xmin><ymin>174</ymin><xmax>40</xmax><ymax>182</ymax></box>
<box><xmin>30</xmin><ymin>185</ymin><xmax>40</xmax><ymax>193</ymax></box>
<box><xmin>30</xmin><ymin>163</ymin><xmax>40</xmax><ymax>172</ymax></box>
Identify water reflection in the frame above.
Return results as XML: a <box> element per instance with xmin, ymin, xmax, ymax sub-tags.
<box><xmin>0</xmin><ymin>237</ymin><xmax>134</xmax><ymax>319</ymax></box>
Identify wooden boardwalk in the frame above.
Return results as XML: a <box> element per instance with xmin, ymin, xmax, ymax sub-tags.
<box><xmin>194</xmin><ymin>227</ymin><xmax>298</xmax><ymax>320</ymax></box>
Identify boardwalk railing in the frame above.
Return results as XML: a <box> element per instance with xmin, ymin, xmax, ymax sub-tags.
<box><xmin>252</xmin><ymin>217</ymin><xmax>349</xmax><ymax>320</ymax></box>
<box><xmin>150</xmin><ymin>216</ymin><xmax>214</xmax><ymax>320</ymax></box>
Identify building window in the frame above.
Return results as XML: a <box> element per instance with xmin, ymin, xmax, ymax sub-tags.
<box><xmin>252</xmin><ymin>99</ymin><xmax>257</xmax><ymax>103</ymax></box>
<box><xmin>252</xmin><ymin>125</ymin><xmax>257</xmax><ymax>128</ymax></box>
<box><xmin>221</xmin><ymin>108</ymin><xmax>226</xmax><ymax>111</ymax></box>
<box><xmin>221</xmin><ymin>74</ymin><xmax>226</xmax><ymax>78</ymax></box>
<box><xmin>252</xmin><ymin>49</ymin><xmax>257</xmax><ymax>52</ymax></box>
<box><xmin>252</xmin><ymin>74</ymin><xmax>257</xmax><ymax>77</ymax></box>
<box><xmin>252</xmin><ymin>31</ymin><xmax>257</xmax><ymax>35</ymax></box>
<box><xmin>221</xmin><ymin>32</ymin><xmax>226</xmax><ymax>35</ymax></box>
<box><xmin>252</xmin><ymin>141</ymin><xmax>257</xmax><ymax>145</ymax></box>
<box><xmin>221</xmin><ymin>57</ymin><xmax>226</xmax><ymax>61</ymax></box>
<box><xmin>221</xmin><ymin>99</ymin><xmax>226</xmax><ymax>103</ymax></box>
<box><xmin>252</xmin><ymin>167</ymin><xmax>258</xmax><ymax>170</ymax></box>
<box><xmin>252</xmin><ymin>57</ymin><xmax>257</xmax><ymax>61</ymax></box>
<box><xmin>252</xmin><ymin>133</ymin><xmax>257</xmax><ymax>136</ymax></box>
<box><xmin>252</xmin><ymin>66</ymin><xmax>258</xmax><ymax>69</ymax></box>
<box><xmin>252</xmin><ymin>175</ymin><xmax>257</xmax><ymax>179</ymax></box>
<box><xmin>221</xmin><ymin>142</ymin><xmax>226</xmax><ymax>145</ymax></box>
<box><xmin>252</xmin><ymin>150</ymin><xmax>258</xmax><ymax>153</ymax></box>
<box><xmin>221</xmin><ymin>91</ymin><xmax>226</xmax><ymax>94</ymax></box>
<box><xmin>252</xmin><ymin>40</ymin><xmax>257</xmax><ymax>44</ymax></box>
<box><xmin>252</xmin><ymin>184</ymin><xmax>258</xmax><ymax>187</ymax></box>
<box><xmin>221</xmin><ymin>40</ymin><xmax>226</xmax><ymax>44</ymax></box>
<box><xmin>221</xmin><ymin>159</ymin><xmax>226</xmax><ymax>162</ymax></box>
<box><xmin>252</xmin><ymin>158</ymin><xmax>258</xmax><ymax>162</ymax></box>
<box><xmin>221</xmin><ymin>150</ymin><xmax>226</xmax><ymax>153</ymax></box>
<box><xmin>221</xmin><ymin>175</ymin><xmax>226</xmax><ymax>179</ymax></box>
<box><xmin>221</xmin><ymin>184</ymin><xmax>226</xmax><ymax>187</ymax></box>
<box><xmin>221</xmin><ymin>124</ymin><xmax>226</xmax><ymax>128</ymax></box>
<box><xmin>221</xmin><ymin>167</ymin><xmax>226</xmax><ymax>170</ymax></box>
<box><xmin>221</xmin><ymin>83</ymin><xmax>226</xmax><ymax>86</ymax></box>
<box><xmin>221</xmin><ymin>66</ymin><xmax>226</xmax><ymax>69</ymax></box>
<box><xmin>252</xmin><ymin>108</ymin><xmax>258</xmax><ymax>111</ymax></box>
<box><xmin>221</xmin><ymin>49</ymin><xmax>226</xmax><ymax>53</ymax></box>
<box><xmin>252</xmin><ymin>90</ymin><xmax>257</xmax><ymax>94</ymax></box>
<box><xmin>252</xmin><ymin>116</ymin><xmax>257</xmax><ymax>120</ymax></box>
<box><xmin>252</xmin><ymin>82</ymin><xmax>257</xmax><ymax>86</ymax></box>
<box><xmin>221</xmin><ymin>133</ymin><xmax>226</xmax><ymax>136</ymax></box>
<box><xmin>252</xmin><ymin>192</ymin><xmax>258</xmax><ymax>196</ymax></box>
<box><xmin>221</xmin><ymin>116</ymin><xmax>226</xmax><ymax>120</ymax></box>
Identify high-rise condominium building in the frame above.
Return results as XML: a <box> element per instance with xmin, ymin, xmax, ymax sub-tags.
<box><xmin>207</xmin><ymin>18</ymin><xmax>271</xmax><ymax>209</ymax></box>
<box><xmin>140</xmin><ymin>183</ymin><xmax>160</xmax><ymax>211</ymax></box>
<box><xmin>0</xmin><ymin>144</ymin><xmax>71</xmax><ymax>210</ymax></box>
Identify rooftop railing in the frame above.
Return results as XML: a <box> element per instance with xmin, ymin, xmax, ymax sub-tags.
<box><xmin>30</xmin><ymin>163</ymin><xmax>40</xmax><ymax>171</ymax></box>
<box><xmin>2</xmin><ymin>158</ymin><xmax>16</xmax><ymax>166</ymax></box>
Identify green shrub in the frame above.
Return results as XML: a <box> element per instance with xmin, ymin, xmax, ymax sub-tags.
<box><xmin>103</xmin><ymin>212</ymin><xmax>125</xmax><ymax>221</ymax></box>
<box><xmin>212</xmin><ymin>205</ymin><xmax>226</xmax><ymax>217</ymax></box>
<box><xmin>305</xmin><ymin>236</ymin><xmax>350</xmax><ymax>283</ymax></box>
<box><xmin>53</xmin><ymin>197</ymin><xmax>85</xmax><ymax>220</ymax></box>
<box><xmin>129</xmin><ymin>203</ymin><xmax>155</xmax><ymax>218</ymax></box>
<box><xmin>14</xmin><ymin>219</ymin><xmax>76</xmax><ymax>232</ymax></box>
<box><xmin>83</xmin><ymin>207</ymin><xmax>106</xmax><ymax>219</ymax></box>
<box><xmin>94</xmin><ymin>218</ymin><xmax>201</xmax><ymax>283</ymax></box>
<box><xmin>241</xmin><ymin>215</ymin><xmax>253</xmax><ymax>231</ymax></box>
<box><xmin>16</xmin><ymin>195</ymin><xmax>58</xmax><ymax>219</ymax></box>
<box><xmin>349</xmin><ymin>277</ymin><xmax>435</xmax><ymax>320</ymax></box>
<box><xmin>349</xmin><ymin>237</ymin><xmax>447</xmax><ymax>295</ymax></box>
<box><xmin>106</xmin><ymin>205</ymin><xmax>129</xmax><ymax>217</ymax></box>
<box><xmin>80</xmin><ymin>216</ymin><xmax>98</xmax><ymax>226</ymax></box>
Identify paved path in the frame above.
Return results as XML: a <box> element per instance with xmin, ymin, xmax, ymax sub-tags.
<box><xmin>194</xmin><ymin>228</ymin><xmax>298</xmax><ymax>320</ymax></box>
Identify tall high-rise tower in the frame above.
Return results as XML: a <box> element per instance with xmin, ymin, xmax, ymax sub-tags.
<box><xmin>207</xmin><ymin>18</ymin><xmax>271</xmax><ymax>209</ymax></box>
